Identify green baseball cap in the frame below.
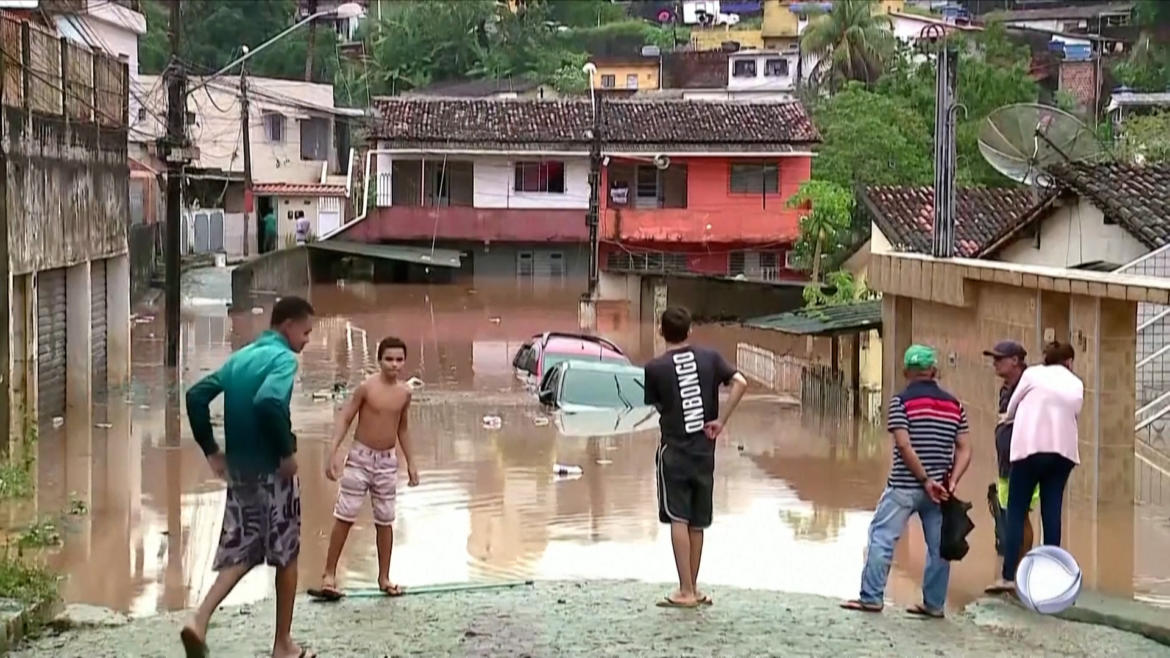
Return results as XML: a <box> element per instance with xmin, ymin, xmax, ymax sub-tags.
<box><xmin>904</xmin><ymin>344</ymin><xmax>937</xmax><ymax>370</ymax></box>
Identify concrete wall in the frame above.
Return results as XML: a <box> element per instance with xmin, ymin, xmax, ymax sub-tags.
<box><xmin>473</xmin><ymin>157</ymin><xmax>591</xmax><ymax>209</ymax></box>
<box><xmin>4</xmin><ymin>110</ymin><xmax>129</xmax><ymax>274</ymax></box>
<box><xmin>231</xmin><ymin>247</ymin><xmax>313</xmax><ymax>308</ymax></box>
<box><xmin>2</xmin><ymin>26</ymin><xmax>131</xmax><ymax>452</ymax></box>
<box><xmin>997</xmin><ymin>197</ymin><xmax>1146</xmax><ymax>268</ymax></box>
<box><xmin>870</xmin><ymin>251</ymin><xmax>1168</xmax><ymax>596</ymax></box>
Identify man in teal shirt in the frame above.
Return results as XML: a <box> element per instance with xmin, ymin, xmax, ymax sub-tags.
<box><xmin>180</xmin><ymin>296</ymin><xmax>315</xmax><ymax>658</ymax></box>
<box><xmin>262</xmin><ymin>209</ymin><xmax>277</xmax><ymax>252</ymax></box>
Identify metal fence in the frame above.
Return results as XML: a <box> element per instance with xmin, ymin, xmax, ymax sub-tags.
<box><xmin>800</xmin><ymin>364</ymin><xmax>854</xmax><ymax>418</ymax></box>
<box><xmin>735</xmin><ymin>342</ymin><xmax>804</xmax><ymax>398</ymax></box>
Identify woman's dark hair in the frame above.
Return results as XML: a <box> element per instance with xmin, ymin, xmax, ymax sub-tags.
<box><xmin>1042</xmin><ymin>341</ymin><xmax>1075</xmax><ymax>366</ymax></box>
<box><xmin>377</xmin><ymin>336</ymin><xmax>408</xmax><ymax>360</ymax></box>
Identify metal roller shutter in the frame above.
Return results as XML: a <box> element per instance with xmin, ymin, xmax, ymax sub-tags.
<box><xmin>91</xmin><ymin>259</ymin><xmax>108</xmax><ymax>403</ymax></box>
<box><xmin>37</xmin><ymin>268</ymin><xmax>67</xmax><ymax>422</ymax></box>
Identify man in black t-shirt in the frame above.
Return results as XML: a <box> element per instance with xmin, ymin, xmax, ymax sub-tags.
<box><xmin>643</xmin><ymin>306</ymin><xmax>747</xmax><ymax>608</ymax></box>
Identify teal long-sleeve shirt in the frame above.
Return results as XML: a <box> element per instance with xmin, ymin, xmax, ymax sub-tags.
<box><xmin>185</xmin><ymin>330</ymin><xmax>299</xmax><ymax>476</ymax></box>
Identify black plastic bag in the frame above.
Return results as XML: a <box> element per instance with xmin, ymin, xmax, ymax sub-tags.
<box><xmin>940</xmin><ymin>496</ymin><xmax>975</xmax><ymax>561</ymax></box>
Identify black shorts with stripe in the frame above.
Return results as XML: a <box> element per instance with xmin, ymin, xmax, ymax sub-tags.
<box><xmin>656</xmin><ymin>442</ymin><xmax>714</xmax><ymax>529</ymax></box>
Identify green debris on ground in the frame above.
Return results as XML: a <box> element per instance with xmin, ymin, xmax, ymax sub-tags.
<box><xmin>16</xmin><ymin>521</ymin><xmax>62</xmax><ymax>550</ymax></box>
<box><xmin>0</xmin><ymin>463</ymin><xmax>32</xmax><ymax>501</ymax></box>
<box><xmin>0</xmin><ymin>554</ymin><xmax>57</xmax><ymax>607</ymax></box>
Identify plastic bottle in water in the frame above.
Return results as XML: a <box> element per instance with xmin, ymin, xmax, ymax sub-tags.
<box><xmin>553</xmin><ymin>464</ymin><xmax>583</xmax><ymax>476</ymax></box>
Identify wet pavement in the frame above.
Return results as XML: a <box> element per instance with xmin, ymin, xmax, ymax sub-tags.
<box><xmin>4</xmin><ymin>268</ymin><xmax>1170</xmax><ymax>623</ymax></box>
<box><xmin>13</xmin><ymin>582</ymin><xmax>1170</xmax><ymax>657</ymax></box>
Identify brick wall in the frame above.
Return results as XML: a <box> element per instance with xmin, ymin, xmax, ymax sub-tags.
<box><xmin>1059</xmin><ymin>59</ymin><xmax>1099</xmax><ymax>111</ymax></box>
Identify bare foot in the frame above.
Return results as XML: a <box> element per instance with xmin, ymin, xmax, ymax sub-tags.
<box><xmin>179</xmin><ymin>620</ymin><xmax>208</xmax><ymax>658</ymax></box>
<box><xmin>379</xmin><ymin>578</ymin><xmax>404</xmax><ymax>597</ymax></box>
<box><xmin>656</xmin><ymin>590</ymin><xmax>700</xmax><ymax>608</ymax></box>
<box><xmin>273</xmin><ymin>638</ymin><xmax>315</xmax><ymax>658</ymax></box>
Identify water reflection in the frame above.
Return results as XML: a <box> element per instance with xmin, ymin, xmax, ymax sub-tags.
<box><xmin>4</xmin><ymin>273</ymin><xmax>1169</xmax><ymax>616</ymax></box>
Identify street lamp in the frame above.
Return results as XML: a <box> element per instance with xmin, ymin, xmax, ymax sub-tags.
<box><xmin>188</xmin><ymin>2</ymin><xmax>364</xmax><ymax>93</ymax></box>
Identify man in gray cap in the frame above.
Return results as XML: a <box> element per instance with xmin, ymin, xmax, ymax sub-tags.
<box><xmin>983</xmin><ymin>340</ymin><xmax>1038</xmax><ymax>584</ymax></box>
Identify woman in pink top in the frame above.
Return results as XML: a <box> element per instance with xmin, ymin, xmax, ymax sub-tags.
<box><xmin>988</xmin><ymin>342</ymin><xmax>1083</xmax><ymax>593</ymax></box>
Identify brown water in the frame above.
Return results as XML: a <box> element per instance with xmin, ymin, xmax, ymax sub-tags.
<box><xmin>5</xmin><ymin>272</ymin><xmax>1170</xmax><ymax>617</ymax></box>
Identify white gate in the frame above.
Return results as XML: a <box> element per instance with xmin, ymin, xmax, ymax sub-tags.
<box><xmin>318</xmin><ymin>196</ymin><xmax>342</xmax><ymax>237</ymax></box>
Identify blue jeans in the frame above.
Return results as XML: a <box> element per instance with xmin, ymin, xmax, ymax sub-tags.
<box><xmin>859</xmin><ymin>486</ymin><xmax>949</xmax><ymax>612</ymax></box>
<box><xmin>1001</xmin><ymin>452</ymin><xmax>1076</xmax><ymax>581</ymax></box>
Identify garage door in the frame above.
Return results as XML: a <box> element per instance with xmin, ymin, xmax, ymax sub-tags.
<box><xmin>37</xmin><ymin>268</ymin><xmax>67</xmax><ymax>422</ymax></box>
<box><xmin>91</xmin><ymin>259</ymin><xmax>108</xmax><ymax>403</ymax></box>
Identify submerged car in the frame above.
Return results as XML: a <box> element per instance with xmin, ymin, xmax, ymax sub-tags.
<box><xmin>538</xmin><ymin>360</ymin><xmax>646</xmax><ymax>412</ymax></box>
<box><xmin>513</xmin><ymin>332</ymin><xmax>629</xmax><ymax>381</ymax></box>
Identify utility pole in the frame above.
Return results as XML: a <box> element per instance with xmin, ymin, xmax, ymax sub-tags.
<box><xmin>927</xmin><ymin>25</ymin><xmax>957</xmax><ymax>259</ymax></box>
<box><xmin>163</xmin><ymin>0</ymin><xmax>187</xmax><ymax>367</ymax></box>
<box><xmin>240</xmin><ymin>59</ymin><xmax>253</xmax><ymax>256</ymax></box>
<box><xmin>586</xmin><ymin>95</ymin><xmax>602</xmax><ymax>297</ymax></box>
<box><xmin>304</xmin><ymin>0</ymin><xmax>318</xmax><ymax>81</ymax></box>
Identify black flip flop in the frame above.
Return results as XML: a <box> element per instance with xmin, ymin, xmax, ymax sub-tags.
<box><xmin>656</xmin><ymin>596</ymin><xmax>701</xmax><ymax>608</ymax></box>
<box><xmin>179</xmin><ymin>627</ymin><xmax>208</xmax><ymax>658</ymax></box>
<box><xmin>840</xmin><ymin>599</ymin><xmax>883</xmax><ymax>613</ymax></box>
<box><xmin>906</xmin><ymin>604</ymin><xmax>945</xmax><ymax>619</ymax></box>
<box><xmin>307</xmin><ymin>587</ymin><xmax>345</xmax><ymax>602</ymax></box>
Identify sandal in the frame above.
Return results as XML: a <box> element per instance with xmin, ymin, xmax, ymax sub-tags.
<box><xmin>840</xmin><ymin>599</ymin><xmax>883</xmax><ymax>612</ymax></box>
<box><xmin>906</xmin><ymin>604</ymin><xmax>945</xmax><ymax>618</ymax></box>
<box><xmin>656</xmin><ymin>595</ymin><xmax>701</xmax><ymax>608</ymax></box>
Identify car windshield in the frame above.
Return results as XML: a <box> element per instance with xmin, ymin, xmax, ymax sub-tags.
<box><xmin>560</xmin><ymin>368</ymin><xmax>645</xmax><ymax>408</ymax></box>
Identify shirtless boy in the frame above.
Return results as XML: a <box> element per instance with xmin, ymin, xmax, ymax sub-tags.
<box><xmin>311</xmin><ymin>336</ymin><xmax>419</xmax><ymax>600</ymax></box>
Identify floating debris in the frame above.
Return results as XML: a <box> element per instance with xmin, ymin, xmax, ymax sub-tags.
<box><xmin>595</xmin><ymin>459</ymin><xmax>613</xmax><ymax>466</ymax></box>
<box><xmin>406</xmin><ymin>376</ymin><xmax>425</xmax><ymax>390</ymax></box>
<box><xmin>532</xmin><ymin>416</ymin><xmax>550</xmax><ymax>427</ymax></box>
<box><xmin>553</xmin><ymin>464</ymin><xmax>583</xmax><ymax>476</ymax></box>
<box><xmin>94</xmin><ymin>422</ymin><xmax>113</xmax><ymax>429</ymax></box>
<box><xmin>52</xmin><ymin>416</ymin><xmax>64</xmax><ymax>428</ymax></box>
<box><xmin>482</xmin><ymin>415</ymin><xmax>503</xmax><ymax>430</ymax></box>
<box><xmin>489</xmin><ymin>317</ymin><xmax>502</xmax><ymax>325</ymax></box>
<box><xmin>251</xmin><ymin>307</ymin><xmax>264</xmax><ymax>315</ymax></box>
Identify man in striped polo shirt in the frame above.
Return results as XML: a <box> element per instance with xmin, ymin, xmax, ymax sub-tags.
<box><xmin>842</xmin><ymin>344</ymin><xmax>972</xmax><ymax>618</ymax></box>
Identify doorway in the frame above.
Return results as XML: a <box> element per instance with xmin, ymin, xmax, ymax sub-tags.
<box><xmin>258</xmin><ymin>196</ymin><xmax>276</xmax><ymax>253</ymax></box>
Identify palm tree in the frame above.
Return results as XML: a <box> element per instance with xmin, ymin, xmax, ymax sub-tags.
<box><xmin>799</xmin><ymin>0</ymin><xmax>896</xmax><ymax>91</ymax></box>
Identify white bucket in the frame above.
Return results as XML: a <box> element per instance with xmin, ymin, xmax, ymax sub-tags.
<box><xmin>214</xmin><ymin>253</ymin><xmax>227</xmax><ymax>268</ymax></box>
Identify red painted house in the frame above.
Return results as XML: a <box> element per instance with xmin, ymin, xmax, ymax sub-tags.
<box><xmin>341</xmin><ymin>97</ymin><xmax>818</xmax><ymax>283</ymax></box>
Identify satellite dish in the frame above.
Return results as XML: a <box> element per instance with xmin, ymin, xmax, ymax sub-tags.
<box><xmin>978</xmin><ymin>103</ymin><xmax>1106</xmax><ymax>188</ymax></box>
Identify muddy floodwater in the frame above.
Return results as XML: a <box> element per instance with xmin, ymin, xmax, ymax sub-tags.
<box><xmin>5</xmin><ymin>269</ymin><xmax>1170</xmax><ymax>617</ymax></box>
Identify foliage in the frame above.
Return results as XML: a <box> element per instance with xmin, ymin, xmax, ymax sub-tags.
<box><xmin>546</xmin><ymin>0</ymin><xmax>628</xmax><ymax>28</ymax></box>
<box><xmin>1117</xmin><ymin>111</ymin><xmax>1170</xmax><ymax>164</ymax></box>
<box><xmin>871</xmin><ymin>23</ymin><xmax>1039</xmax><ymax>186</ymax></box>
<box><xmin>799</xmin><ymin>0</ymin><xmax>896</xmax><ymax>90</ymax></box>
<box><xmin>802</xmin><ymin>270</ymin><xmax>872</xmax><ymax>307</ymax></box>
<box><xmin>0</xmin><ymin>554</ymin><xmax>58</xmax><ymax>606</ymax></box>
<box><xmin>18</xmin><ymin>520</ymin><xmax>62</xmax><ymax>550</ymax></box>
<box><xmin>0</xmin><ymin>462</ymin><xmax>32</xmax><ymax>500</ymax></box>
<box><xmin>141</xmin><ymin>0</ymin><xmax>341</xmax><ymax>82</ymax></box>
<box><xmin>809</xmin><ymin>83</ymin><xmax>934</xmax><ymax>188</ymax></box>
<box><xmin>1113</xmin><ymin>37</ymin><xmax>1170</xmax><ymax>92</ymax></box>
<box><xmin>1136</xmin><ymin>0</ymin><xmax>1170</xmax><ymax>26</ymax></box>
<box><xmin>558</xmin><ymin>19</ymin><xmax>680</xmax><ymax>56</ymax></box>
<box><xmin>787</xmin><ymin>181</ymin><xmax>855</xmax><ymax>282</ymax></box>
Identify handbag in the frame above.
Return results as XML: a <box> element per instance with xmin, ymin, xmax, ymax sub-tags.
<box><xmin>940</xmin><ymin>496</ymin><xmax>975</xmax><ymax>561</ymax></box>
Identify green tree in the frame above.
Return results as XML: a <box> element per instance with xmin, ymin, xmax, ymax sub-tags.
<box><xmin>1113</xmin><ymin>37</ymin><xmax>1170</xmax><ymax>92</ymax></box>
<box><xmin>546</xmin><ymin>0</ymin><xmax>628</xmax><ymax>27</ymax></box>
<box><xmin>809</xmin><ymin>83</ymin><xmax>934</xmax><ymax>188</ymax></box>
<box><xmin>140</xmin><ymin>0</ymin><xmax>340</xmax><ymax>82</ymax></box>
<box><xmin>799</xmin><ymin>0</ymin><xmax>896</xmax><ymax>90</ymax></box>
<box><xmin>802</xmin><ymin>270</ymin><xmax>872</xmax><ymax>307</ymax></box>
<box><xmin>874</xmin><ymin>23</ymin><xmax>1039</xmax><ymax>186</ymax></box>
<box><xmin>1118</xmin><ymin>111</ymin><xmax>1170</xmax><ymax>164</ymax></box>
<box><xmin>787</xmin><ymin>181</ymin><xmax>855</xmax><ymax>283</ymax></box>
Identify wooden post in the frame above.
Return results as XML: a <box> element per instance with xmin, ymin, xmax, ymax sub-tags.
<box><xmin>59</xmin><ymin>37</ymin><xmax>67</xmax><ymax>119</ymax></box>
<box><xmin>20</xmin><ymin>21</ymin><xmax>30</xmax><ymax>112</ymax></box>
<box><xmin>0</xmin><ymin>40</ymin><xmax>9</xmax><ymax>458</ymax></box>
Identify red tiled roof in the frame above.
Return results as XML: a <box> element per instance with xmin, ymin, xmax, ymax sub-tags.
<box><xmin>1047</xmin><ymin>162</ymin><xmax>1170</xmax><ymax>249</ymax></box>
<box><xmin>860</xmin><ymin>185</ymin><xmax>1057</xmax><ymax>258</ymax></box>
<box><xmin>371</xmin><ymin>97</ymin><xmax>820</xmax><ymax>150</ymax></box>
<box><xmin>253</xmin><ymin>183</ymin><xmax>347</xmax><ymax>197</ymax></box>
